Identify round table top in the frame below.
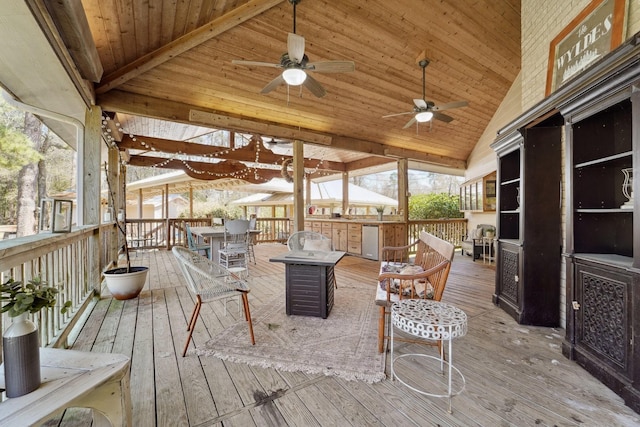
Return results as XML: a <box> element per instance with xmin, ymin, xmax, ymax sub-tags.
<box><xmin>391</xmin><ymin>299</ymin><xmax>468</xmax><ymax>341</ymax></box>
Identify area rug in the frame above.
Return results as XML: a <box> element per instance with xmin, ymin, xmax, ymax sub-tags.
<box><xmin>196</xmin><ymin>284</ymin><xmax>386</xmax><ymax>383</ymax></box>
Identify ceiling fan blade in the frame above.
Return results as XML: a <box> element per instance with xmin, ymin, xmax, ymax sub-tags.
<box><xmin>413</xmin><ymin>99</ymin><xmax>427</xmax><ymax>109</ymax></box>
<box><xmin>288</xmin><ymin>33</ymin><xmax>305</xmax><ymax>63</ymax></box>
<box><xmin>307</xmin><ymin>61</ymin><xmax>355</xmax><ymax>73</ymax></box>
<box><xmin>432</xmin><ymin>100</ymin><xmax>468</xmax><ymax>111</ymax></box>
<box><xmin>433</xmin><ymin>111</ymin><xmax>454</xmax><ymax>123</ymax></box>
<box><xmin>382</xmin><ymin>111</ymin><xmax>414</xmax><ymax>118</ymax></box>
<box><xmin>302</xmin><ymin>74</ymin><xmax>326</xmax><ymax>97</ymax></box>
<box><xmin>260</xmin><ymin>74</ymin><xmax>285</xmax><ymax>94</ymax></box>
<box><xmin>403</xmin><ymin>117</ymin><xmax>417</xmax><ymax>129</ymax></box>
<box><xmin>232</xmin><ymin>59</ymin><xmax>281</xmax><ymax>69</ymax></box>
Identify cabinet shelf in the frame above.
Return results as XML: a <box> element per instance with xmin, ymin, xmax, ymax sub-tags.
<box><xmin>501</xmin><ymin>178</ymin><xmax>520</xmax><ymax>186</ymax></box>
<box><xmin>576</xmin><ymin>208</ymin><xmax>633</xmax><ymax>213</ymax></box>
<box><xmin>574</xmin><ymin>151</ymin><xmax>632</xmax><ymax>168</ymax></box>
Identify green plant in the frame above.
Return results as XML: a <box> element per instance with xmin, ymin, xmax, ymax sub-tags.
<box><xmin>408</xmin><ymin>193</ymin><xmax>464</xmax><ymax>219</ymax></box>
<box><xmin>375</xmin><ymin>206</ymin><xmax>385</xmax><ymax>213</ymax></box>
<box><xmin>0</xmin><ymin>277</ymin><xmax>71</xmax><ymax>317</ymax></box>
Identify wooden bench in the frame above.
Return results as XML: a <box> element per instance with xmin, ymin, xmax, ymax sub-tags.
<box><xmin>375</xmin><ymin>231</ymin><xmax>455</xmax><ymax>353</ymax></box>
<box><xmin>0</xmin><ymin>348</ymin><xmax>132</xmax><ymax>426</ymax></box>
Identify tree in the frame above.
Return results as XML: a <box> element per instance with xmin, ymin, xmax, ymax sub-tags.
<box><xmin>0</xmin><ymin>125</ymin><xmax>40</xmax><ymax>171</ymax></box>
<box><xmin>408</xmin><ymin>193</ymin><xmax>463</xmax><ymax>219</ymax></box>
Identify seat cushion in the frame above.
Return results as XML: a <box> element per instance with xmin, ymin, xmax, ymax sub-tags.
<box><xmin>377</xmin><ymin>262</ymin><xmax>434</xmax><ymax>298</ymax></box>
<box><xmin>303</xmin><ymin>239</ymin><xmax>332</xmax><ymax>252</ymax></box>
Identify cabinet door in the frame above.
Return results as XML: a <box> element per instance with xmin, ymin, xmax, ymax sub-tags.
<box><xmin>574</xmin><ymin>260</ymin><xmax>632</xmax><ymax>378</ymax></box>
<box><xmin>494</xmin><ymin>241</ymin><xmax>521</xmax><ymax>320</ymax></box>
<box><xmin>332</xmin><ymin>223</ymin><xmax>347</xmax><ymax>251</ymax></box>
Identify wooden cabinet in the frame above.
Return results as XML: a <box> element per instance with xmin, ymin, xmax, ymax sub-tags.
<box><xmin>491</xmin><ymin>123</ymin><xmax>563</xmax><ymax>326</ymax></box>
<box><xmin>562</xmin><ymin>86</ymin><xmax>640</xmax><ymax>412</ymax></box>
<box><xmin>460</xmin><ymin>172</ymin><xmax>497</xmax><ymax>212</ymax></box>
<box><xmin>347</xmin><ymin>223</ymin><xmax>362</xmax><ymax>255</ymax></box>
<box><xmin>490</xmin><ymin>36</ymin><xmax>640</xmax><ymax>412</ymax></box>
<box><xmin>380</xmin><ymin>223</ymin><xmax>406</xmax><ymax>248</ymax></box>
<box><xmin>331</xmin><ymin>223</ymin><xmax>348</xmax><ymax>251</ymax></box>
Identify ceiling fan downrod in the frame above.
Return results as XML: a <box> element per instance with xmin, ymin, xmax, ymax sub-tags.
<box><xmin>419</xmin><ymin>59</ymin><xmax>430</xmax><ymax>101</ymax></box>
<box><xmin>290</xmin><ymin>0</ymin><xmax>301</xmax><ymax>34</ymax></box>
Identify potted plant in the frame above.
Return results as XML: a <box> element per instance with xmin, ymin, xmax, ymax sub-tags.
<box><xmin>375</xmin><ymin>206</ymin><xmax>384</xmax><ymax>221</ymax></box>
<box><xmin>1</xmin><ymin>277</ymin><xmax>71</xmax><ymax>397</ymax></box>
<box><xmin>102</xmin><ymin>160</ymin><xmax>149</xmax><ymax>300</ymax></box>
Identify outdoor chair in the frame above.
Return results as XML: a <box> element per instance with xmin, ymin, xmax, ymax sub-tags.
<box><xmin>287</xmin><ymin>231</ymin><xmax>337</xmax><ymax>288</ymax></box>
<box><xmin>376</xmin><ymin>232</ymin><xmax>455</xmax><ymax>355</ymax></box>
<box><xmin>287</xmin><ymin>231</ymin><xmax>334</xmax><ymax>252</ymax></box>
<box><xmin>219</xmin><ymin>219</ymin><xmax>251</xmax><ymax>276</ymax></box>
<box><xmin>172</xmin><ymin>246</ymin><xmax>255</xmax><ymax>357</ymax></box>
<box><xmin>184</xmin><ymin>222</ymin><xmax>211</xmax><ymax>258</ymax></box>
<box><xmin>247</xmin><ymin>217</ymin><xmax>257</xmax><ymax>264</ymax></box>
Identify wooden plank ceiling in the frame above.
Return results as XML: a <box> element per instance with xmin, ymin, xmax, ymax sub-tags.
<box><xmin>57</xmin><ymin>0</ymin><xmax>521</xmax><ymax>180</ymax></box>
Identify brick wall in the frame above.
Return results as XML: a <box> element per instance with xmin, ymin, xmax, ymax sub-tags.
<box><xmin>521</xmin><ymin>0</ymin><xmax>640</xmax><ymax>110</ymax></box>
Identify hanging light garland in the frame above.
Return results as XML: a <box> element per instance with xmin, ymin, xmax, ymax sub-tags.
<box><xmin>100</xmin><ymin>115</ymin><xmax>330</xmax><ymax>182</ymax></box>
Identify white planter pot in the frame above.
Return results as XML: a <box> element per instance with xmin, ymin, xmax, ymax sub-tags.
<box><xmin>103</xmin><ymin>266</ymin><xmax>149</xmax><ymax>300</ymax></box>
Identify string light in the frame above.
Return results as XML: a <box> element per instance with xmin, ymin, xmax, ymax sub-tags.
<box><xmin>100</xmin><ymin>116</ymin><xmax>330</xmax><ymax>181</ymax></box>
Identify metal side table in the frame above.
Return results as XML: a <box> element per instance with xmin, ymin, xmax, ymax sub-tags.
<box><xmin>391</xmin><ymin>299</ymin><xmax>468</xmax><ymax>413</ymax></box>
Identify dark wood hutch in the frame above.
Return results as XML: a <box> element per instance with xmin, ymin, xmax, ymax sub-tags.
<box><xmin>493</xmin><ymin>32</ymin><xmax>640</xmax><ymax>412</ymax></box>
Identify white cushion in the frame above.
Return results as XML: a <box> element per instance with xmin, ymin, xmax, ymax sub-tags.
<box><xmin>303</xmin><ymin>239</ymin><xmax>332</xmax><ymax>252</ymax></box>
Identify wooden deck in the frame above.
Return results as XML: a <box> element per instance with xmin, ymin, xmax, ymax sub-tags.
<box><xmin>58</xmin><ymin>244</ymin><xmax>639</xmax><ymax>426</ymax></box>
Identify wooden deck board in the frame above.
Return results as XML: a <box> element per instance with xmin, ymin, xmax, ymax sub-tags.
<box><xmin>58</xmin><ymin>244</ymin><xmax>640</xmax><ymax>426</ymax></box>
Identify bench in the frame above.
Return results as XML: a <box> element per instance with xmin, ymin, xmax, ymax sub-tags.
<box><xmin>375</xmin><ymin>231</ymin><xmax>455</xmax><ymax>353</ymax></box>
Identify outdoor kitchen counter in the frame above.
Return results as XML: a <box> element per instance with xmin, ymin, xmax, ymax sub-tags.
<box><xmin>303</xmin><ymin>219</ymin><xmax>407</xmax><ymax>260</ymax></box>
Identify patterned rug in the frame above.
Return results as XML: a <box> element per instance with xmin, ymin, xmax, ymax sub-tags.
<box><xmin>197</xmin><ymin>284</ymin><xmax>386</xmax><ymax>383</ymax></box>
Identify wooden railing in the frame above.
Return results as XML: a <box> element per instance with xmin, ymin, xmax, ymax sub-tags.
<box><xmin>122</xmin><ymin>218</ymin><xmax>465</xmax><ymax>250</ymax></box>
<box><xmin>254</xmin><ymin>217</ymin><xmax>290</xmax><ymax>243</ymax></box>
<box><xmin>407</xmin><ymin>219</ymin><xmax>468</xmax><ymax>248</ymax></box>
<box><xmin>0</xmin><ymin>226</ymin><xmax>101</xmax><ymax>350</ymax></box>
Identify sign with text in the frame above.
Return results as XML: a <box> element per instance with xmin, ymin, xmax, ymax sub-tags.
<box><xmin>545</xmin><ymin>0</ymin><xmax>627</xmax><ymax>95</ymax></box>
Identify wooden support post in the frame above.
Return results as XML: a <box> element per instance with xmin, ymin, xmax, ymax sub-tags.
<box><xmin>342</xmin><ymin>172</ymin><xmax>349</xmax><ymax>215</ymax></box>
<box><xmin>398</xmin><ymin>158</ymin><xmax>409</xmax><ymax>224</ymax></box>
<box><xmin>293</xmin><ymin>140</ymin><xmax>304</xmax><ymax>232</ymax></box>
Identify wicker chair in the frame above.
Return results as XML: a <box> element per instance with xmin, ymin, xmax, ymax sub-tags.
<box><xmin>172</xmin><ymin>246</ymin><xmax>255</xmax><ymax>356</ymax></box>
<box><xmin>287</xmin><ymin>231</ymin><xmax>337</xmax><ymax>288</ymax></box>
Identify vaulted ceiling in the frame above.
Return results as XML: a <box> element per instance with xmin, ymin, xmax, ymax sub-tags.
<box><xmin>0</xmin><ymin>0</ymin><xmax>521</xmax><ymax>180</ymax></box>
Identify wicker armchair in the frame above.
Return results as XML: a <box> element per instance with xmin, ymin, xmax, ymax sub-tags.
<box><xmin>172</xmin><ymin>246</ymin><xmax>255</xmax><ymax>356</ymax></box>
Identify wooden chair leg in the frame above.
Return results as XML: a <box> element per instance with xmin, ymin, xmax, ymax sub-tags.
<box><xmin>241</xmin><ymin>292</ymin><xmax>255</xmax><ymax>345</ymax></box>
<box><xmin>378</xmin><ymin>306</ymin><xmax>386</xmax><ymax>353</ymax></box>
<box><xmin>187</xmin><ymin>296</ymin><xmax>202</xmax><ymax>332</ymax></box>
<box><xmin>183</xmin><ymin>297</ymin><xmax>202</xmax><ymax>357</ymax></box>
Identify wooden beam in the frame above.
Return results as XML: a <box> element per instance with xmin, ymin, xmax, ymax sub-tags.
<box><xmin>117</xmin><ymin>134</ymin><xmax>345</xmax><ymax>172</ymax></box>
<box><xmin>42</xmin><ymin>0</ymin><xmax>103</xmax><ymax>83</ymax></box>
<box><xmin>95</xmin><ymin>0</ymin><xmax>285</xmax><ymax>94</ymax></box>
<box><xmin>189</xmin><ymin>110</ymin><xmax>333</xmax><ymax>146</ymax></box>
<box><xmin>98</xmin><ymin>90</ymin><xmax>467</xmax><ymax>169</ymax></box>
<box><xmin>127</xmin><ymin>156</ymin><xmax>282</xmax><ymax>182</ymax></box>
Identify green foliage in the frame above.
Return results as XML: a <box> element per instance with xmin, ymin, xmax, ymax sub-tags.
<box><xmin>0</xmin><ymin>125</ymin><xmax>42</xmax><ymax>171</ymax></box>
<box><xmin>0</xmin><ymin>277</ymin><xmax>72</xmax><ymax>317</ymax></box>
<box><xmin>408</xmin><ymin>193</ymin><xmax>464</xmax><ymax>220</ymax></box>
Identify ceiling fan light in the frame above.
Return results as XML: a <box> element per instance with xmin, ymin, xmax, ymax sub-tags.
<box><xmin>282</xmin><ymin>68</ymin><xmax>307</xmax><ymax>86</ymax></box>
<box><xmin>415</xmin><ymin>111</ymin><xmax>433</xmax><ymax>122</ymax></box>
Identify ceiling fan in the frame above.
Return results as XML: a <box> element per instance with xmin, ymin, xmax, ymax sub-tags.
<box><xmin>383</xmin><ymin>59</ymin><xmax>468</xmax><ymax>129</ymax></box>
<box><xmin>261</xmin><ymin>136</ymin><xmax>292</xmax><ymax>150</ymax></box>
<box><xmin>232</xmin><ymin>0</ymin><xmax>355</xmax><ymax>98</ymax></box>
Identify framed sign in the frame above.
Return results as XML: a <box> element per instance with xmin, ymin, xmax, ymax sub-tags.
<box><xmin>545</xmin><ymin>0</ymin><xmax>627</xmax><ymax>95</ymax></box>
